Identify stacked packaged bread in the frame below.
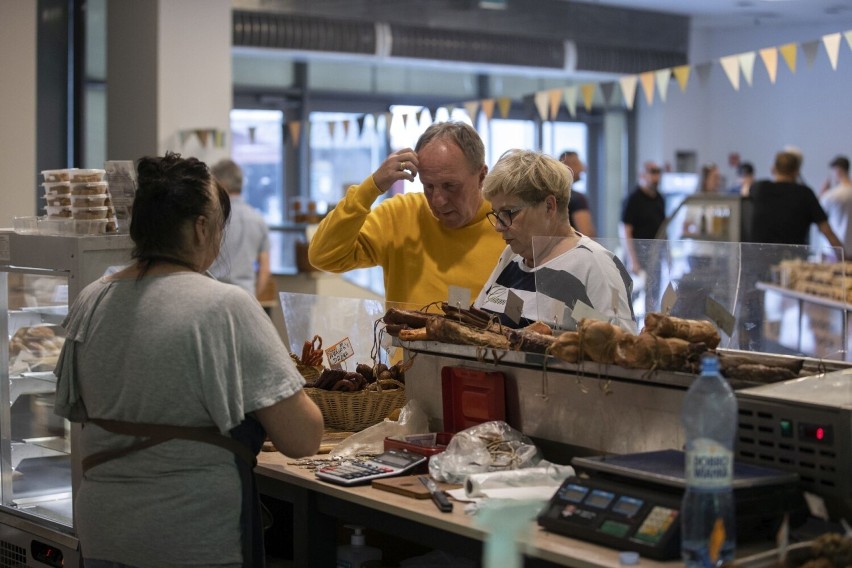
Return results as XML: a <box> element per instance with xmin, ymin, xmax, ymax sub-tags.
<box><xmin>39</xmin><ymin>168</ymin><xmax>119</xmax><ymax>234</ymax></box>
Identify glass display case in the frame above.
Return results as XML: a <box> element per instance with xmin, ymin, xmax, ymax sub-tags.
<box><xmin>0</xmin><ymin>231</ymin><xmax>132</xmax><ymax>567</ymax></box>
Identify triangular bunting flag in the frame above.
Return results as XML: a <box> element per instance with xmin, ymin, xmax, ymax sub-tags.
<box><xmin>639</xmin><ymin>71</ymin><xmax>655</xmax><ymax>105</ymax></box>
<box><xmin>327</xmin><ymin>121</ymin><xmax>336</xmax><ymax>140</ymax></box>
<box><xmin>196</xmin><ymin>129</ymin><xmax>209</xmax><ymax>147</ymax></box>
<box><xmin>759</xmin><ymin>47</ymin><xmax>779</xmax><ymax>84</ymax></box>
<box><xmin>823</xmin><ymin>33</ymin><xmax>842</xmax><ymax>70</ymax></box>
<box><xmin>464</xmin><ymin>100</ymin><xmax>480</xmax><ymax>122</ymax></box>
<box><xmin>739</xmin><ymin>52</ymin><xmax>756</xmax><ymax>87</ymax></box>
<box><xmin>342</xmin><ymin>120</ymin><xmax>351</xmax><ymax>139</ymax></box>
<box><xmin>497</xmin><ymin>97</ymin><xmax>512</xmax><ymax>119</ymax></box>
<box><xmin>845</xmin><ymin>30</ymin><xmax>852</xmax><ymax>51</ymax></box>
<box><xmin>673</xmin><ymin>65</ymin><xmax>690</xmax><ymax>92</ymax></box>
<box><xmin>534</xmin><ymin>90</ymin><xmax>550</xmax><ymax>121</ymax></box>
<box><xmin>548</xmin><ymin>89</ymin><xmax>562</xmax><ymax>120</ymax></box>
<box><xmin>383</xmin><ymin>112</ymin><xmax>393</xmax><ymax>139</ymax></box>
<box><xmin>580</xmin><ymin>83</ymin><xmax>596</xmax><ymax>111</ymax></box>
<box><xmin>287</xmin><ymin>121</ymin><xmax>301</xmax><ymax>147</ymax></box>
<box><xmin>401</xmin><ymin>113</ymin><xmax>409</xmax><ymax>130</ymax></box>
<box><xmin>481</xmin><ymin>99</ymin><xmax>495</xmax><ymax>121</ymax></box>
<box><xmin>445</xmin><ymin>104</ymin><xmax>456</xmax><ymax>118</ymax></box>
<box><xmin>599</xmin><ymin>82</ymin><xmax>616</xmax><ymax>106</ymax></box>
<box><xmin>720</xmin><ymin>55</ymin><xmax>740</xmax><ymax>90</ymax></box>
<box><xmin>356</xmin><ymin>116</ymin><xmax>366</xmax><ymax>138</ymax></box>
<box><xmin>563</xmin><ymin>86</ymin><xmax>578</xmax><ymax>117</ymax></box>
<box><xmin>655</xmin><ymin>69</ymin><xmax>671</xmax><ymax>102</ymax></box>
<box><xmin>618</xmin><ymin>76</ymin><xmax>638</xmax><ymax>110</ymax></box>
<box><xmin>780</xmin><ymin>43</ymin><xmax>798</xmax><ymax>73</ymax></box>
<box><xmin>695</xmin><ymin>62</ymin><xmax>713</xmax><ymax>86</ymax></box>
<box><xmin>802</xmin><ymin>40</ymin><xmax>820</xmax><ymax>67</ymax></box>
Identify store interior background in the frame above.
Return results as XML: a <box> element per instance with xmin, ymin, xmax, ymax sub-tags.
<box><xmin>3</xmin><ymin>0</ymin><xmax>852</xmax><ymax>310</ymax></box>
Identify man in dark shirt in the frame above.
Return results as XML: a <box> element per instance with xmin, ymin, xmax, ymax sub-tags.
<box><xmin>621</xmin><ymin>161</ymin><xmax>666</xmax><ymax>274</ymax></box>
<box><xmin>748</xmin><ymin>151</ymin><xmax>841</xmax><ymax>248</ymax></box>
<box><xmin>559</xmin><ymin>151</ymin><xmax>596</xmax><ymax>237</ymax></box>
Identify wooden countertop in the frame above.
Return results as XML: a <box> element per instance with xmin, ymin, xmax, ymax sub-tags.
<box><xmin>256</xmin><ymin>451</ymin><xmax>678</xmax><ymax>568</ymax></box>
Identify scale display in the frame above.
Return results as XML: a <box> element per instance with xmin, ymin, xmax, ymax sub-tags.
<box><xmin>538</xmin><ymin>475</ymin><xmax>682</xmax><ymax>560</ymax></box>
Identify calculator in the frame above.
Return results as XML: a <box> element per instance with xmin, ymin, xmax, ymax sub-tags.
<box><xmin>315</xmin><ymin>449</ymin><xmax>428</xmax><ymax>486</ymax></box>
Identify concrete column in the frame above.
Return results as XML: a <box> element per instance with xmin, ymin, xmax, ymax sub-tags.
<box><xmin>107</xmin><ymin>0</ymin><xmax>231</xmax><ymax>165</ymax></box>
<box><xmin>0</xmin><ymin>2</ymin><xmax>37</xmax><ymax>227</ymax></box>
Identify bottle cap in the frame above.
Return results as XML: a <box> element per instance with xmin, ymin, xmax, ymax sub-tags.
<box><xmin>619</xmin><ymin>551</ymin><xmax>640</xmax><ymax>565</ymax></box>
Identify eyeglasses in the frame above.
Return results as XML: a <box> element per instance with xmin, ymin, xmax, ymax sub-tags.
<box><xmin>486</xmin><ymin>205</ymin><xmax>529</xmax><ymax>228</ymax></box>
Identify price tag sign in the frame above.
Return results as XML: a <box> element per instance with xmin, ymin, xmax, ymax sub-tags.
<box><xmin>447</xmin><ymin>285</ymin><xmax>471</xmax><ymax>310</ymax></box>
<box><xmin>504</xmin><ymin>290</ymin><xmax>524</xmax><ymax>324</ymax></box>
<box><xmin>571</xmin><ymin>300</ymin><xmax>608</xmax><ymax>324</ymax></box>
<box><xmin>661</xmin><ymin>282</ymin><xmax>677</xmax><ymax>315</ymax></box>
<box><xmin>325</xmin><ymin>337</ymin><xmax>355</xmax><ymax>369</ymax></box>
<box><xmin>704</xmin><ymin>296</ymin><xmax>735</xmax><ymax>337</ymax></box>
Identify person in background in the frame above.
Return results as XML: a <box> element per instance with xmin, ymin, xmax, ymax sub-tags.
<box><xmin>698</xmin><ymin>162</ymin><xmax>722</xmax><ymax>193</ymax></box>
<box><xmin>308</xmin><ymin>121</ymin><xmax>505</xmax><ymax>308</ymax></box>
<box><xmin>620</xmin><ymin>161</ymin><xmax>665</xmax><ymax>275</ymax></box>
<box><xmin>558</xmin><ymin>150</ymin><xmax>596</xmax><ymax>237</ymax></box>
<box><xmin>209</xmin><ymin>159</ymin><xmax>272</xmax><ymax>300</ymax></box>
<box><xmin>54</xmin><ymin>153</ymin><xmax>323</xmax><ymax>568</ymax></box>
<box><xmin>620</xmin><ymin>161</ymin><xmax>666</xmax><ymax>316</ymax></box>
<box><xmin>819</xmin><ymin>155</ymin><xmax>852</xmax><ymax>259</ymax></box>
<box><xmin>748</xmin><ymin>151</ymin><xmax>842</xmax><ymax>249</ymax></box>
<box><xmin>728</xmin><ymin>162</ymin><xmax>755</xmax><ymax>196</ymax></box>
<box><xmin>475</xmin><ymin>149</ymin><xmax>635</xmax><ymax>332</ymax></box>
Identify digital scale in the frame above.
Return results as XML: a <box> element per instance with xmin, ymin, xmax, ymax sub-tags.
<box><xmin>538</xmin><ymin>449</ymin><xmax>804</xmax><ymax>560</ymax></box>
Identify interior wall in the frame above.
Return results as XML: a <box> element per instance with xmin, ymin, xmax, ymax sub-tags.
<box><xmin>0</xmin><ymin>2</ymin><xmax>37</xmax><ymax>228</ymax></box>
<box><xmin>637</xmin><ymin>21</ymin><xmax>852</xmax><ymax>193</ymax></box>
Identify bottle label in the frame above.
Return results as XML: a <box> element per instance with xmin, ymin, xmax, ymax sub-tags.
<box><xmin>685</xmin><ymin>438</ymin><xmax>733</xmax><ymax>488</ymax></box>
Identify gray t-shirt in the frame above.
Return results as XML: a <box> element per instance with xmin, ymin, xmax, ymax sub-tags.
<box><xmin>210</xmin><ymin>196</ymin><xmax>270</xmax><ymax>295</ymax></box>
<box><xmin>55</xmin><ymin>272</ymin><xmax>304</xmax><ymax>567</ymax></box>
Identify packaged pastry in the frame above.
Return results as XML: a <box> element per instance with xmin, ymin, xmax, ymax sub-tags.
<box><xmin>44</xmin><ymin>193</ymin><xmax>71</xmax><ymax>207</ymax></box>
<box><xmin>41</xmin><ymin>168</ymin><xmax>75</xmax><ymax>182</ymax></box>
<box><xmin>70</xmin><ymin>168</ymin><xmax>106</xmax><ymax>183</ymax></box>
<box><xmin>71</xmin><ymin>181</ymin><xmax>109</xmax><ymax>195</ymax></box>
<box><xmin>71</xmin><ymin>206</ymin><xmax>109</xmax><ymax>220</ymax></box>
<box><xmin>43</xmin><ymin>181</ymin><xmax>71</xmax><ymax>195</ymax></box>
<box><xmin>71</xmin><ymin>193</ymin><xmax>109</xmax><ymax>207</ymax></box>
<box><xmin>47</xmin><ymin>207</ymin><xmax>73</xmax><ymax>218</ymax></box>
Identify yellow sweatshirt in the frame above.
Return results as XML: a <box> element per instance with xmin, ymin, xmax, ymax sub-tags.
<box><xmin>308</xmin><ymin>176</ymin><xmax>505</xmax><ymax>310</ymax></box>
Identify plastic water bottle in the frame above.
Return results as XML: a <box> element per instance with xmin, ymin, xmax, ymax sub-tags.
<box><xmin>681</xmin><ymin>354</ymin><xmax>738</xmax><ymax>567</ymax></box>
<box><xmin>336</xmin><ymin>525</ymin><xmax>382</xmax><ymax>568</ymax></box>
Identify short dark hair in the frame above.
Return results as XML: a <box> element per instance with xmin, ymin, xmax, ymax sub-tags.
<box><xmin>415</xmin><ymin>121</ymin><xmax>484</xmax><ymax>172</ymax></box>
<box><xmin>737</xmin><ymin>162</ymin><xmax>754</xmax><ymax>176</ymax></box>
<box><xmin>130</xmin><ymin>152</ymin><xmax>230</xmax><ymax>264</ymax></box>
<box><xmin>830</xmin><ymin>155</ymin><xmax>850</xmax><ymax>173</ymax></box>
<box><xmin>559</xmin><ymin>150</ymin><xmax>578</xmax><ymax>161</ymax></box>
<box><xmin>774</xmin><ymin>152</ymin><xmax>801</xmax><ymax>177</ymax></box>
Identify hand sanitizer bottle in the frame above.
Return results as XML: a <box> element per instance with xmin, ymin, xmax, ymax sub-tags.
<box><xmin>336</xmin><ymin>525</ymin><xmax>382</xmax><ymax>568</ymax></box>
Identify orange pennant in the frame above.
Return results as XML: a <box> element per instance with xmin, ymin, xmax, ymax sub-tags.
<box><xmin>578</xmin><ymin>84</ymin><xmax>594</xmax><ymax>111</ymax></box>
<box><xmin>288</xmin><ymin>121</ymin><xmax>301</xmax><ymax>146</ymax></box>
<box><xmin>497</xmin><ymin>97</ymin><xmax>512</xmax><ymax>119</ymax></box>
<box><xmin>480</xmin><ymin>99</ymin><xmax>495</xmax><ymax>121</ymax></box>
<box><xmin>759</xmin><ymin>47</ymin><xmax>779</xmax><ymax>84</ymax></box>
<box><xmin>548</xmin><ymin>88</ymin><xmax>562</xmax><ymax>120</ymax></box>
<box><xmin>463</xmin><ymin>100</ymin><xmax>480</xmax><ymax>122</ymax></box>
<box><xmin>639</xmin><ymin>71</ymin><xmax>655</xmax><ymax>105</ymax></box>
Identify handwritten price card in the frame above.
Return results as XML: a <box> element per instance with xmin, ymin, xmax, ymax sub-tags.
<box><xmin>325</xmin><ymin>337</ymin><xmax>356</xmax><ymax>369</ymax></box>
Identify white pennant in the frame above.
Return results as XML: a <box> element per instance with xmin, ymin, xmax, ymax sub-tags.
<box><xmin>738</xmin><ymin>51</ymin><xmax>756</xmax><ymax>86</ymax></box>
<box><xmin>823</xmin><ymin>33</ymin><xmax>842</xmax><ymax>70</ymax></box>
<box><xmin>720</xmin><ymin>55</ymin><xmax>741</xmax><ymax>90</ymax></box>
<box><xmin>655</xmin><ymin>69</ymin><xmax>671</xmax><ymax>102</ymax></box>
<box><xmin>618</xmin><ymin>76</ymin><xmax>638</xmax><ymax>110</ymax></box>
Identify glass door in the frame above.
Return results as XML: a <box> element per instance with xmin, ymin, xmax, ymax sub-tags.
<box><xmin>0</xmin><ymin>268</ymin><xmax>72</xmax><ymax>531</ymax></box>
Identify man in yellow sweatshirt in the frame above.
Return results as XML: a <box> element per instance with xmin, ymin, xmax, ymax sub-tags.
<box><xmin>308</xmin><ymin>122</ymin><xmax>505</xmax><ymax>310</ymax></box>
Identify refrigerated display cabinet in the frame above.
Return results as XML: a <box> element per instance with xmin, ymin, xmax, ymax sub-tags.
<box><xmin>0</xmin><ymin>232</ymin><xmax>132</xmax><ymax>567</ymax></box>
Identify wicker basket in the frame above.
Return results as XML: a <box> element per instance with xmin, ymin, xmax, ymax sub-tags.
<box><xmin>289</xmin><ymin>353</ymin><xmax>322</xmax><ymax>386</ymax></box>
<box><xmin>304</xmin><ymin>379</ymin><xmax>406</xmax><ymax>431</ymax></box>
